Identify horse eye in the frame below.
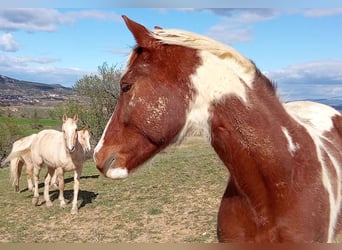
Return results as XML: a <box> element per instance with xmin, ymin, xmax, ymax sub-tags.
<box><xmin>121</xmin><ymin>83</ymin><xmax>132</xmax><ymax>93</ymax></box>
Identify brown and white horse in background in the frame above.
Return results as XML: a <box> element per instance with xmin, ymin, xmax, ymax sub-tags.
<box><xmin>2</xmin><ymin>128</ymin><xmax>91</xmax><ymax>194</ymax></box>
<box><xmin>93</xmin><ymin>16</ymin><xmax>342</xmax><ymax>242</ymax></box>
<box><xmin>30</xmin><ymin>115</ymin><xmax>90</xmax><ymax>214</ymax></box>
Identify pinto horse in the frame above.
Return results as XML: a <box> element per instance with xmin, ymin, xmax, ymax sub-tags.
<box><xmin>93</xmin><ymin>16</ymin><xmax>342</xmax><ymax>242</ymax></box>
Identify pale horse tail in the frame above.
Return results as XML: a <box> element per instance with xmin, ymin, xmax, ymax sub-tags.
<box><xmin>1</xmin><ymin>134</ymin><xmax>37</xmax><ymax>189</ymax></box>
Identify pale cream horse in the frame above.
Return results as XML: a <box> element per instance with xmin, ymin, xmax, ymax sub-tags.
<box><xmin>1</xmin><ymin>134</ymin><xmax>37</xmax><ymax>192</ymax></box>
<box><xmin>2</xmin><ymin>128</ymin><xmax>91</xmax><ymax>194</ymax></box>
<box><xmin>31</xmin><ymin>114</ymin><xmax>89</xmax><ymax>214</ymax></box>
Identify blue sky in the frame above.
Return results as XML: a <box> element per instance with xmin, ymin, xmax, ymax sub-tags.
<box><xmin>0</xmin><ymin>7</ymin><xmax>342</xmax><ymax>101</ymax></box>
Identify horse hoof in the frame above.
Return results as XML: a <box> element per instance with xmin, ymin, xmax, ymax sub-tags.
<box><xmin>70</xmin><ymin>208</ymin><xmax>78</xmax><ymax>215</ymax></box>
<box><xmin>32</xmin><ymin>197</ymin><xmax>39</xmax><ymax>206</ymax></box>
<box><xmin>60</xmin><ymin>202</ymin><xmax>67</xmax><ymax>208</ymax></box>
<box><xmin>46</xmin><ymin>200</ymin><xmax>53</xmax><ymax>207</ymax></box>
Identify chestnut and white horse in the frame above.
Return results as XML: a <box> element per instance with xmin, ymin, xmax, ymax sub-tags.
<box><xmin>2</xmin><ymin>128</ymin><xmax>91</xmax><ymax>195</ymax></box>
<box><xmin>93</xmin><ymin>16</ymin><xmax>342</xmax><ymax>242</ymax></box>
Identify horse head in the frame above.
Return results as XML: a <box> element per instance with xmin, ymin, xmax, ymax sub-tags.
<box><xmin>62</xmin><ymin>114</ymin><xmax>79</xmax><ymax>153</ymax></box>
<box><xmin>78</xmin><ymin>128</ymin><xmax>91</xmax><ymax>152</ymax></box>
<box><xmin>93</xmin><ymin>16</ymin><xmax>202</xmax><ymax>179</ymax></box>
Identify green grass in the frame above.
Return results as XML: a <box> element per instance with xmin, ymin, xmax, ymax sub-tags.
<box><xmin>0</xmin><ymin>137</ymin><xmax>228</xmax><ymax>243</ymax></box>
<box><xmin>0</xmin><ymin>116</ymin><xmax>60</xmax><ymax>135</ymax></box>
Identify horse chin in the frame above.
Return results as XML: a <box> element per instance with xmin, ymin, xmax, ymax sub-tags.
<box><xmin>106</xmin><ymin>167</ymin><xmax>129</xmax><ymax>180</ymax></box>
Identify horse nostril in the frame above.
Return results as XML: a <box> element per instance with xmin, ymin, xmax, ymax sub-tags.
<box><xmin>104</xmin><ymin>155</ymin><xmax>116</xmax><ymax>169</ymax></box>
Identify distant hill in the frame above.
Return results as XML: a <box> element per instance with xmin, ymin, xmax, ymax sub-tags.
<box><xmin>0</xmin><ymin>74</ymin><xmax>74</xmax><ymax>106</ymax></box>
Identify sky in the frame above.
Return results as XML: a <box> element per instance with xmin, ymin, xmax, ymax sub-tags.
<box><xmin>0</xmin><ymin>6</ymin><xmax>342</xmax><ymax>101</ymax></box>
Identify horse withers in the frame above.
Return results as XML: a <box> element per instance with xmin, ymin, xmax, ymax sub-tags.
<box><xmin>93</xmin><ymin>16</ymin><xmax>342</xmax><ymax>242</ymax></box>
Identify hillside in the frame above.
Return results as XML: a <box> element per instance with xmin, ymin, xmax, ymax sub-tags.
<box><xmin>0</xmin><ymin>74</ymin><xmax>74</xmax><ymax>106</ymax></box>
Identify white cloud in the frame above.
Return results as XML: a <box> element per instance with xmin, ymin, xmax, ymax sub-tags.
<box><xmin>205</xmin><ymin>9</ymin><xmax>281</xmax><ymax>44</ymax></box>
<box><xmin>265</xmin><ymin>60</ymin><xmax>342</xmax><ymax>101</ymax></box>
<box><xmin>265</xmin><ymin>60</ymin><xmax>342</xmax><ymax>84</ymax></box>
<box><xmin>0</xmin><ymin>9</ymin><xmax>121</xmax><ymax>32</ymax></box>
<box><xmin>0</xmin><ymin>54</ymin><xmax>90</xmax><ymax>86</ymax></box>
<box><xmin>303</xmin><ymin>8</ymin><xmax>342</xmax><ymax>17</ymax></box>
<box><xmin>0</xmin><ymin>54</ymin><xmax>58</xmax><ymax>67</ymax></box>
<box><xmin>0</xmin><ymin>33</ymin><xmax>19</xmax><ymax>52</ymax></box>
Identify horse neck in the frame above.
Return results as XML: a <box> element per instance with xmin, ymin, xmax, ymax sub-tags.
<box><xmin>209</xmin><ymin>75</ymin><xmax>293</xmax><ymax>215</ymax></box>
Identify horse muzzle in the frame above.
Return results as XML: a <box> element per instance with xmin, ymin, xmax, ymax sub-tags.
<box><xmin>94</xmin><ymin>154</ymin><xmax>129</xmax><ymax>180</ymax></box>
<box><xmin>68</xmin><ymin>146</ymin><xmax>76</xmax><ymax>153</ymax></box>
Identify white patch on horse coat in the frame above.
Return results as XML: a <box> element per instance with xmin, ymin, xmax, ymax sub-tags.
<box><xmin>285</xmin><ymin>101</ymin><xmax>342</xmax><ymax>242</ymax></box>
<box><xmin>281</xmin><ymin>126</ymin><xmax>299</xmax><ymax>156</ymax></box>
<box><xmin>284</xmin><ymin>101</ymin><xmax>339</xmax><ymax>134</ymax></box>
<box><xmin>176</xmin><ymin>50</ymin><xmax>256</xmax><ymax>143</ymax></box>
<box><xmin>151</xmin><ymin>29</ymin><xmax>257</xmax><ymax>143</ymax></box>
<box><xmin>106</xmin><ymin>167</ymin><xmax>129</xmax><ymax>179</ymax></box>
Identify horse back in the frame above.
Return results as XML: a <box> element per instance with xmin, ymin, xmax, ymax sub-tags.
<box><xmin>31</xmin><ymin>129</ymin><xmax>68</xmax><ymax>167</ymax></box>
<box><xmin>277</xmin><ymin>101</ymin><xmax>342</xmax><ymax>241</ymax></box>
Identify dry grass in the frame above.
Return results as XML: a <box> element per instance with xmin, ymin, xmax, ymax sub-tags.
<box><xmin>0</xmin><ymin>137</ymin><xmax>228</xmax><ymax>243</ymax></box>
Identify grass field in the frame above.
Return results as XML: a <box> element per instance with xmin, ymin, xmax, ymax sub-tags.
<box><xmin>0</xmin><ymin>137</ymin><xmax>228</xmax><ymax>243</ymax></box>
<box><xmin>0</xmin><ymin>116</ymin><xmax>60</xmax><ymax>136</ymax></box>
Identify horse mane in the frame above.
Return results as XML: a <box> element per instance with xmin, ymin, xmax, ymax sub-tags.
<box><xmin>252</xmin><ymin>63</ymin><xmax>278</xmax><ymax>95</ymax></box>
<box><xmin>151</xmin><ymin>28</ymin><xmax>256</xmax><ymax>78</ymax></box>
<box><xmin>151</xmin><ymin>28</ymin><xmax>279</xmax><ymax>98</ymax></box>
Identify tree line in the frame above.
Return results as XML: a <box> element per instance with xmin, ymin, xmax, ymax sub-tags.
<box><xmin>51</xmin><ymin>62</ymin><xmax>121</xmax><ymax>144</ymax></box>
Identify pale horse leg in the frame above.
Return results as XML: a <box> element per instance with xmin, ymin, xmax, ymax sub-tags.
<box><xmin>70</xmin><ymin>166</ymin><xmax>83</xmax><ymax>214</ymax></box>
<box><xmin>32</xmin><ymin>164</ymin><xmax>41</xmax><ymax>206</ymax></box>
<box><xmin>55</xmin><ymin>167</ymin><xmax>67</xmax><ymax>208</ymax></box>
<box><xmin>12</xmin><ymin>158</ymin><xmax>24</xmax><ymax>193</ymax></box>
<box><xmin>43</xmin><ymin>167</ymin><xmax>54</xmax><ymax>207</ymax></box>
<box><xmin>24</xmin><ymin>156</ymin><xmax>34</xmax><ymax>192</ymax></box>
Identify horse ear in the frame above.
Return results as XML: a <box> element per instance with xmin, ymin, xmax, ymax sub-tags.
<box><xmin>63</xmin><ymin>114</ymin><xmax>67</xmax><ymax>122</ymax></box>
<box><xmin>73</xmin><ymin>114</ymin><xmax>79</xmax><ymax>122</ymax></box>
<box><xmin>122</xmin><ymin>15</ymin><xmax>156</xmax><ymax>48</ymax></box>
